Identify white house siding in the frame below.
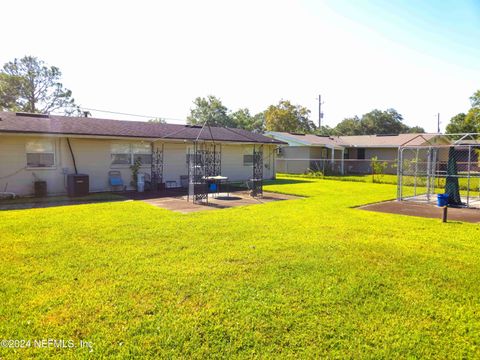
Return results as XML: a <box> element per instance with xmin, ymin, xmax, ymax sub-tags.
<box><xmin>162</xmin><ymin>142</ymin><xmax>188</xmax><ymax>185</ymax></box>
<box><xmin>0</xmin><ymin>135</ymin><xmax>154</xmax><ymax>196</ymax></box>
<box><xmin>0</xmin><ymin>134</ymin><xmax>277</xmax><ymax>196</ymax></box>
<box><xmin>0</xmin><ymin>135</ymin><xmax>67</xmax><ymax>196</ymax></box>
<box><xmin>219</xmin><ymin>144</ymin><xmax>275</xmax><ymax>181</ymax></box>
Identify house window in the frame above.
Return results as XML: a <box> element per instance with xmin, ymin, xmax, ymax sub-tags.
<box><xmin>111</xmin><ymin>143</ymin><xmax>132</xmax><ymax>165</ymax></box>
<box><xmin>26</xmin><ymin>140</ymin><xmax>55</xmax><ymax>168</ymax></box>
<box><xmin>321</xmin><ymin>148</ymin><xmax>328</xmax><ymax>158</ymax></box>
<box><xmin>132</xmin><ymin>143</ymin><xmax>152</xmax><ymax>165</ymax></box>
<box><xmin>243</xmin><ymin>154</ymin><xmax>253</xmax><ymax>166</ymax></box>
<box><xmin>357</xmin><ymin>148</ymin><xmax>365</xmax><ymax>160</ymax></box>
<box><xmin>186</xmin><ymin>153</ymin><xmax>202</xmax><ymax>165</ymax></box>
<box><xmin>343</xmin><ymin>148</ymin><xmax>349</xmax><ymax>159</ymax></box>
<box><xmin>111</xmin><ymin>143</ymin><xmax>152</xmax><ymax>166</ymax></box>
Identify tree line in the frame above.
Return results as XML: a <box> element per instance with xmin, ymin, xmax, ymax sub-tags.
<box><xmin>446</xmin><ymin>90</ymin><xmax>480</xmax><ymax>134</ymax></box>
<box><xmin>1</xmin><ymin>56</ymin><xmax>478</xmax><ymax>136</ymax></box>
<box><xmin>186</xmin><ymin>96</ymin><xmax>425</xmax><ymax>135</ymax></box>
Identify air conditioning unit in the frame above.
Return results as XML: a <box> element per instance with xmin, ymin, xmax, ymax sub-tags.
<box><xmin>67</xmin><ymin>174</ymin><xmax>89</xmax><ymax>197</ymax></box>
<box><xmin>276</xmin><ymin>147</ymin><xmax>284</xmax><ymax>155</ymax></box>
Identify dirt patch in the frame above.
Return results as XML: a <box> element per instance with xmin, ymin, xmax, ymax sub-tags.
<box><xmin>359</xmin><ymin>200</ymin><xmax>480</xmax><ymax>223</ymax></box>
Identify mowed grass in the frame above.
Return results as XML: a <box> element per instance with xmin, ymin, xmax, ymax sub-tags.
<box><xmin>280</xmin><ymin>172</ymin><xmax>480</xmax><ymax>193</ymax></box>
<box><xmin>1</xmin><ymin>177</ymin><xmax>480</xmax><ymax>359</ymax></box>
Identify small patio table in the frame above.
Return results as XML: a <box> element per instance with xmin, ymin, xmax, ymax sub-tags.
<box><xmin>204</xmin><ymin>176</ymin><xmax>229</xmax><ymax>197</ymax></box>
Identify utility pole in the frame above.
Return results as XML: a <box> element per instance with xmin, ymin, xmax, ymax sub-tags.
<box><xmin>437</xmin><ymin>113</ymin><xmax>441</xmax><ymax>133</ymax></box>
<box><xmin>318</xmin><ymin>95</ymin><xmax>324</xmax><ymax>128</ymax></box>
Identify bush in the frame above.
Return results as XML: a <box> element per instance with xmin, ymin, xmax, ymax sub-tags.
<box><xmin>305</xmin><ymin>169</ymin><xmax>324</xmax><ymax>178</ymax></box>
<box><xmin>370</xmin><ymin>156</ymin><xmax>388</xmax><ymax>183</ymax></box>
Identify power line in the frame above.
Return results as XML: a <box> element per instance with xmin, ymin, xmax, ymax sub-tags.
<box><xmin>78</xmin><ymin>106</ymin><xmax>187</xmax><ymax>123</ymax></box>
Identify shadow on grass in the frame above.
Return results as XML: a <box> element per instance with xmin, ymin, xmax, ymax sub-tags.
<box><xmin>264</xmin><ymin>178</ymin><xmax>312</xmax><ymax>186</ymax></box>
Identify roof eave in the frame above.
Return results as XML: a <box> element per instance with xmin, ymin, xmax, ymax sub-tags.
<box><xmin>0</xmin><ymin>129</ymin><xmax>284</xmax><ymax>145</ymax></box>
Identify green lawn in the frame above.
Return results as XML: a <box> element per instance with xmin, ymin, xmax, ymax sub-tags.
<box><xmin>280</xmin><ymin>172</ymin><xmax>480</xmax><ymax>193</ymax></box>
<box><xmin>1</xmin><ymin>177</ymin><xmax>480</xmax><ymax>358</ymax></box>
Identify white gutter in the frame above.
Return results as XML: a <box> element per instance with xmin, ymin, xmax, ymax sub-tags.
<box><xmin>0</xmin><ymin>131</ymin><xmax>280</xmax><ymax>146</ymax></box>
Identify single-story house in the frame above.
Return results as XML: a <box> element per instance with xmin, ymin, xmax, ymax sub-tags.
<box><xmin>265</xmin><ymin>131</ymin><xmax>450</xmax><ymax>174</ymax></box>
<box><xmin>0</xmin><ymin>112</ymin><xmax>283</xmax><ymax>196</ymax></box>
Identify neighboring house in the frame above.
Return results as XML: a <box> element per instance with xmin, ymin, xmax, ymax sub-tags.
<box><xmin>265</xmin><ymin>131</ymin><xmax>450</xmax><ymax>174</ymax></box>
<box><xmin>0</xmin><ymin>112</ymin><xmax>283</xmax><ymax>196</ymax></box>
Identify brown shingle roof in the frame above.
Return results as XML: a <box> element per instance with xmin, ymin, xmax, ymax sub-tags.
<box><xmin>0</xmin><ymin>112</ymin><xmax>283</xmax><ymax>144</ymax></box>
<box><xmin>266</xmin><ymin>131</ymin><xmax>443</xmax><ymax>147</ymax></box>
<box><xmin>339</xmin><ymin>133</ymin><xmax>440</xmax><ymax>147</ymax></box>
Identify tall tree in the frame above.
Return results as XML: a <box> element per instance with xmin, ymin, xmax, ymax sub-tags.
<box><xmin>230</xmin><ymin>108</ymin><xmax>264</xmax><ymax>132</ymax></box>
<box><xmin>0</xmin><ymin>56</ymin><xmax>78</xmax><ymax>115</ymax></box>
<box><xmin>445</xmin><ymin>113</ymin><xmax>472</xmax><ymax>134</ymax></box>
<box><xmin>406</xmin><ymin>125</ymin><xmax>426</xmax><ymax>133</ymax></box>
<box><xmin>187</xmin><ymin>95</ymin><xmax>235</xmax><ymax>127</ymax></box>
<box><xmin>334</xmin><ymin>109</ymin><xmax>422</xmax><ymax>135</ymax></box>
<box><xmin>470</xmin><ymin>90</ymin><xmax>480</xmax><ymax>108</ymax></box>
<box><xmin>334</xmin><ymin>116</ymin><xmax>363</xmax><ymax>135</ymax></box>
<box><xmin>315</xmin><ymin>125</ymin><xmax>336</xmax><ymax>136</ymax></box>
<box><xmin>360</xmin><ymin>108</ymin><xmax>408</xmax><ymax>135</ymax></box>
<box><xmin>445</xmin><ymin>90</ymin><xmax>480</xmax><ymax>134</ymax></box>
<box><xmin>264</xmin><ymin>100</ymin><xmax>316</xmax><ymax>133</ymax></box>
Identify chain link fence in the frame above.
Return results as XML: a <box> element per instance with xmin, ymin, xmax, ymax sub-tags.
<box><xmin>276</xmin><ymin>158</ymin><xmax>397</xmax><ymax>175</ymax></box>
<box><xmin>397</xmin><ymin>144</ymin><xmax>480</xmax><ymax>208</ymax></box>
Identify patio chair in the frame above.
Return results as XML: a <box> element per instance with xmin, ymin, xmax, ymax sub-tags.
<box><xmin>108</xmin><ymin>170</ymin><xmax>126</xmax><ymax>192</ymax></box>
<box><xmin>0</xmin><ymin>183</ymin><xmax>16</xmax><ymax>199</ymax></box>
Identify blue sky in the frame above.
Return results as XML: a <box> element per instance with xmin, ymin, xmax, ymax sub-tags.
<box><xmin>322</xmin><ymin>0</ymin><xmax>480</xmax><ymax>69</ymax></box>
<box><xmin>1</xmin><ymin>0</ymin><xmax>479</xmax><ymax>132</ymax></box>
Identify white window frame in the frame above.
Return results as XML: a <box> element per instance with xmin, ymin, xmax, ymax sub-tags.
<box><xmin>243</xmin><ymin>154</ymin><xmax>254</xmax><ymax>166</ymax></box>
<box><xmin>111</xmin><ymin>142</ymin><xmax>152</xmax><ymax>167</ymax></box>
<box><xmin>26</xmin><ymin>140</ymin><xmax>56</xmax><ymax>169</ymax></box>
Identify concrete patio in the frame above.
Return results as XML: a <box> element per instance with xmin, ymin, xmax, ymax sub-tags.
<box><xmin>136</xmin><ymin>191</ymin><xmax>300</xmax><ymax>213</ymax></box>
<box><xmin>0</xmin><ymin>189</ymin><xmax>300</xmax><ymax>213</ymax></box>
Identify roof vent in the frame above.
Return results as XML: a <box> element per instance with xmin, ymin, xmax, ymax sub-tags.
<box><xmin>315</xmin><ymin>134</ymin><xmax>329</xmax><ymax>137</ymax></box>
<box><xmin>375</xmin><ymin>134</ymin><xmax>397</xmax><ymax>137</ymax></box>
<box><xmin>15</xmin><ymin>112</ymin><xmax>50</xmax><ymax>119</ymax></box>
<box><xmin>185</xmin><ymin>124</ymin><xmax>203</xmax><ymax>128</ymax></box>
<box><xmin>289</xmin><ymin>132</ymin><xmax>305</xmax><ymax>136</ymax></box>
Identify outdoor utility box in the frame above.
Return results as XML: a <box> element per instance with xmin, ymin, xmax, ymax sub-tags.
<box><xmin>34</xmin><ymin>181</ymin><xmax>47</xmax><ymax>197</ymax></box>
<box><xmin>67</xmin><ymin>174</ymin><xmax>89</xmax><ymax>197</ymax></box>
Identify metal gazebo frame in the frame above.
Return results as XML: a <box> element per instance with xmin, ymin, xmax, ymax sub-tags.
<box><xmin>251</xmin><ymin>144</ymin><xmax>264</xmax><ymax>197</ymax></box>
<box><xmin>150</xmin><ymin>142</ymin><xmax>164</xmax><ymax>190</ymax></box>
<box><xmin>187</xmin><ymin>121</ymin><xmax>222</xmax><ymax>204</ymax></box>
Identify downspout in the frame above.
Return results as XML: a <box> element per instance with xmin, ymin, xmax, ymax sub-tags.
<box><xmin>331</xmin><ymin>145</ymin><xmax>335</xmax><ymax>172</ymax></box>
<box><xmin>66</xmin><ymin>138</ymin><xmax>78</xmax><ymax>174</ymax></box>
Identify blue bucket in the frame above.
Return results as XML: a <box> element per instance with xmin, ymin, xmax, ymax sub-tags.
<box><xmin>437</xmin><ymin>194</ymin><xmax>449</xmax><ymax>207</ymax></box>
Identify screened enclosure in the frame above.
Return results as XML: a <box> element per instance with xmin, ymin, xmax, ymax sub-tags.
<box><xmin>397</xmin><ymin>134</ymin><xmax>480</xmax><ymax>208</ymax></box>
